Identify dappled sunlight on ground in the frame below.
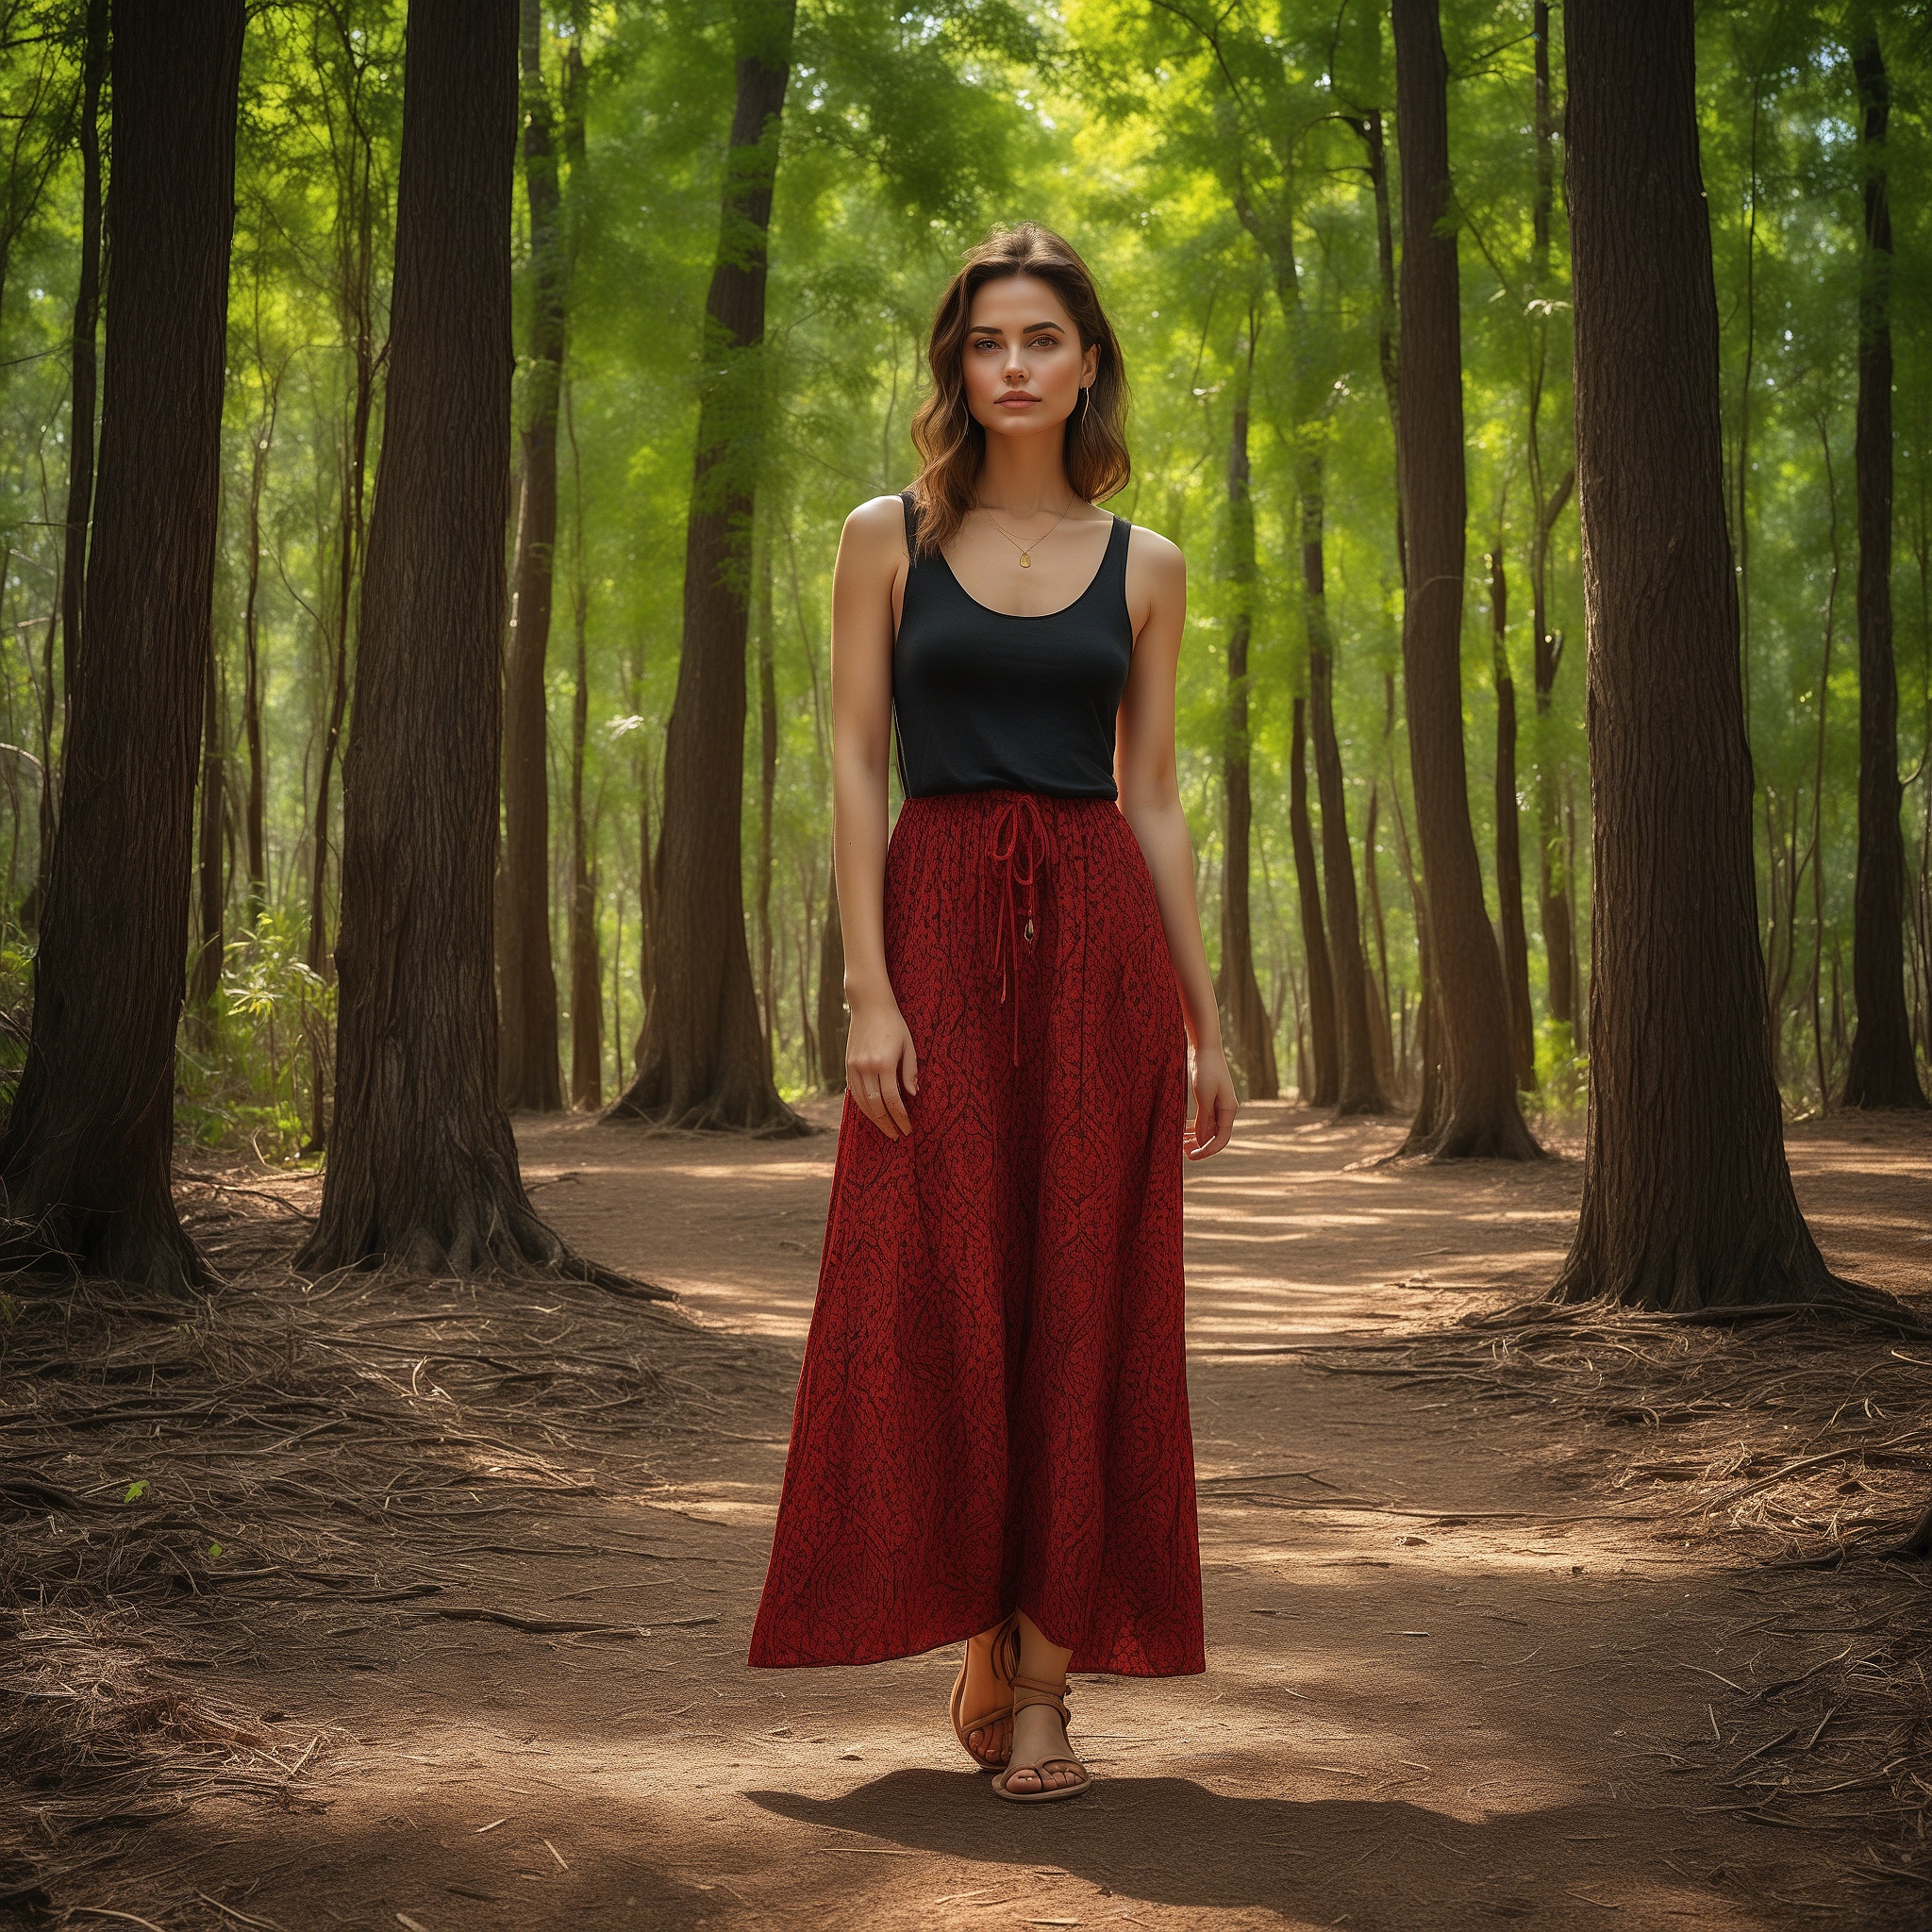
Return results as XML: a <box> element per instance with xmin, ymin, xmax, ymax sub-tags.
<box><xmin>99</xmin><ymin>1102</ymin><xmax>1926</xmax><ymax>1928</ymax></box>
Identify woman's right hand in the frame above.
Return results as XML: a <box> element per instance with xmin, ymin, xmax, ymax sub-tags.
<box><xmin>844</xmin><ymin>994</ymin><xmax>919</xmax><ymax>1140</ymax></box>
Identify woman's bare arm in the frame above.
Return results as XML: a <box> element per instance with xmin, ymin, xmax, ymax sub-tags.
<box><xmin>1117</xmin><ymin>525</ymin><xmax>1238</xmax><ymax>1159</ymax></box>
<box><xmin>829</xmin><ymin>495</ymin><xmax>919</xmax><ymax>1139</ymax></box>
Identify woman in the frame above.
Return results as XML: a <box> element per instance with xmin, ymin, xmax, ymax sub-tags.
<box><xmin>748</xmin><ymin>223</ymin><xmax>1237</xmax><ymax>1803</ymax></box>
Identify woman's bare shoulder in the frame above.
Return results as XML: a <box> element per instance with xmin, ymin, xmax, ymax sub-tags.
<box><xmin>1123</xmin><ymin>521</ymin><xmax>1184</xmax><ymax>577</ymax></box>
<box><xmin>842</xmin><ymin>492</ymin><xmax>912</xmax><ymax>556</ymax></box>
<box><xmin>1123</xmin><ymin>522</ymin><xmax>1186</xmax><ymax>615</ymax></box>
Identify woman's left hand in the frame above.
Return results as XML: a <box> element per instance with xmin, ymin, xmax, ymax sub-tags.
<box><xmin>1185</xmin><ymin>1044</ymin><xmax>1238</xmax><ymax>1159</ymax></box>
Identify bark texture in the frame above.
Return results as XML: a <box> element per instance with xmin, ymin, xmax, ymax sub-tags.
<box><xmin>609</xmin><ymin>0</ymin><xmax>801</xmax><ymax>1133</ymax></box>
<box><xmin>300</xmin><ymin>0</ymin><xmax>592</xmax><ymax>1280</ymax></box>
<box><xmin>498</xmin><ymin>0</ymin><xmax>566</xmax><ymax>1112</ymax></box>
<box><xmin>1841</xmin><ymin>26</ymin><xmax>1925</xmax><ymax>1111</ymax></box>
<box><xmin>1220</xmin><ymin>341</ymin><xmax>1278</xmax><ymax>1100</ymax></box>
<box><xmin>0</xmin><ymin>0</ymin><xmax>242</xmax><ymax>1292</ymax></box>
<box><xmin>1289</xmin><ymin>697</ymin><xmax>1337</xmax><ymax>1106</ymax></box>
<box><xmin>1555</xmin><ymin>0</ymin><xmax>1841</xmax><ymax>1309</ymax></box>
<box><xmin>1392</xmin><ymin>0</ymin><xmax>1539</xmax><ymax>1159</ymax></box>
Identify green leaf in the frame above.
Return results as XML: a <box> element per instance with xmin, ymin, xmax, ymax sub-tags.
<box><xmin>123</xmin><ymin>1480</ymin><xmax>148</xmax><ymax>1503</ymax></box>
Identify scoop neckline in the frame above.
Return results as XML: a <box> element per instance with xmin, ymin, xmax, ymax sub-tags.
<box><xmin>935</xmin><ymin>512</ymin><xmax>1123</xmax><ymax>623</ymax></box>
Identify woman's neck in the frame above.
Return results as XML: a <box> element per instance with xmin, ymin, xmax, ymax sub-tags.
<box><xmin>975</xmin><ymin>434</ymin><xmax>1078</xmax><ymax>519</ymax></box>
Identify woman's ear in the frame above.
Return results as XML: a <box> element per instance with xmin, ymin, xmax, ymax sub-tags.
<box><xmin>1082</xmin><ymin>342</ymin><xmax>1099</xmax><ymax>388</ymax></box>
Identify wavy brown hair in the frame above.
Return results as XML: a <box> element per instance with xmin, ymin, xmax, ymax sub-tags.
<box><xmin>907</xmin><ymin>223</ymin><xmax>1130</xmax><ymax>557</ymax></box>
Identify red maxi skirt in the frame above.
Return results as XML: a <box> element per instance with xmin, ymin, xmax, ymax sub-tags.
<box><xmin>748</xmin><ymin>789</ymin><xmax>1205</xmax><ymax>1677</ymax></box>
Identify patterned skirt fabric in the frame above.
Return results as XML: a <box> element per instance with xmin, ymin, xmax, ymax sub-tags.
<box><xmin>747</xmin><ymin>789</ymin><xmax>1205</xmax><ymax>1677</ymax></box>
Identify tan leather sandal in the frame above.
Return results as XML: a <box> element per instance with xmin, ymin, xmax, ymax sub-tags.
<box><xmin>990</xmin><ymin>1672</ymin><xmax>1091</xmax><ymax>1803</ymax></box>
<box><xmin>950</xmin><ymin>1612</ymin><xmax>1020</xmax><ymax>1770</ymax></box>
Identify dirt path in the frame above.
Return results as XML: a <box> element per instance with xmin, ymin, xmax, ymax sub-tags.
<box><xmin>26</xmin><ymin>1102</ymin><xmax>1931</xmax><ymax>1931</ymax></box>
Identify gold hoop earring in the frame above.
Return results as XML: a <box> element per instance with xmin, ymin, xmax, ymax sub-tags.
<box><xmin>1079</xmin><ymin>383</ymin><xmax>1091</xmax><ymax>425</ymax></box>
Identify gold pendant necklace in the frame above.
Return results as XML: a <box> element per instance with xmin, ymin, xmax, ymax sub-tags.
<box><xmin>981</xmin><ymin>498</ymin><xmax>1076</xmax><ymax>569</ymax></box>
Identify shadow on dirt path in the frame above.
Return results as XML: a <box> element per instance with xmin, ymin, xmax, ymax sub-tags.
<box><xmin>11</xmin><ymin>1099</ymin><xmax>1926</xmax><ymax>1930</ymax></box>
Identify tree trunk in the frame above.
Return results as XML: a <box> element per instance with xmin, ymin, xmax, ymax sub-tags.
<box><xmin>42</xmin><ymin>0</ymin><xmax>108</xmax><ymax>914</ymax></box>
<box><xmin>303</xmin><ymin>14</ymin><xmax>384</xmax><ymax>1152</ymax></box>
<box><xmin>1288</xmin><ymin>696</ymin><xmax>1337</xmax><ymax>1106</ymax></box>
<box><xmin>816</xmin><ymin>862</ymin><xmax>847</xmax><ymax>1094</ymax></box>
<box><xmin>299</xmin><ymin>0</ymin><xmax>616</xmax><ymax>1285</ymax></box>
<box><xmin>1224</xmin><ymin>104</ymin><xmax>1364</xmax><ymax>1113</ymax></box>
<box><xmin>1343</xmin><ymin>104</ymin><xmax>1405</xmax><ymax>590</ymax></box>
<box><xmin>189</xmin><ymin>625</ymin><xmax>224</xmax><ymax>1033</ymax></box>
<box><xmin>1533</xmin><ymin>618</ymin><xmax>1576</xmax><ymax>1030</ymax></box>
<box><xmin>565</xmin><ymin>387</ymin><xmax>602</xmax><ymax>1109</ymax></box>
<box><xmin>1489</xmin><ymin>544</ymin><xmax>1537</xmax><ymax>1090</ymax></box>
<box><xmin>1527</xmin><ymin>0</ymin><xmax>1578</xmax><ymax>1035</ymax></box>
<box><xmin>242</xmin><ymin>358</ymin><xmax>278</xmax><ymax>914</ymax></box>
<box><xmin>0</xmin><ymin>0</ymin><xmax>243</xmax><ymax>1293</ymax></box>
<box><xmin>1306</xmin><ymin>476</ymin><xmax>1384</xmax><ymax>1114</ymax></box>
<box><xmin>498</xmin><ymin>0</ymin><xmax>566</xmax><ymax>1112</ymax></box>
<box><xmin>1221</xmin><ymin>331</ymin><xmax>1278</xmax><ymax>1100</ymax></box>
<box><xmin>610</xmin><ymin>0</ymin><xmax>801</xmax><ymax>1134</ymax></box>
<box><xmin>1391</xmin><ymin>0</ymin><xmax>1539</xmax><ymax>1159</ymax></box>
<box><xmin>1361</xmin><ymin>783</ymin><xmax>1398</xmax><ymax>1095</ymax></box>
<box><xmin>629</xmin><ymin>691</ymin><xmax>656</xmax><ymax>1076</ymax></box>
<box><xmin>1841</xmin><ymin>25</ymin><xmax>1926</xmax><ymax>1110</ymax></box>
<box><xmin>756</xmin><ymin>521</ymin><xmax>778</xmax><ymax>1057</ymax></box>
<box><xmin>1554</xmin><ymin>0</ymin><xmax>1841</xmax><ymax>1310</ymax></box>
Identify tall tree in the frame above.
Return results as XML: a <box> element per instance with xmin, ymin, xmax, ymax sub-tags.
<box><xmin>1308</xmin><ymin>517</ymin><xmax>1386</xmax><ymax>1115</ymax></box>
<box><xmin>1391</xmin><ymin>0</ymin><xmax>1538</xmax><ymax>1159</ymax></box>
<box><xmin>498</xmin><ymin>0</ymin><xmax>567</xmax><ymax>1112</ymax></box>
<box><xmin>1526</xmin><ymin>0</ymin><xmax>1579</xmax><ymax>1037</ymax></box>
<box><xmin>1220</xmin><ymin>322</ymin><xmax>1278</xmax><ymax>1099</ymax></box>
<box><xmin>1555</xmin><ymin>0</ymin><xmax>1840</xmax><ymax>1309</ymax></box>
<box><xmin>239</xmin><ymin>327</ymin><xmax>282</xmax><ymax>916</ymax></box>
<box><xmin>300</xmin><ymin>0</ymin><xmax>603</xmax><ymax>1279</ymax></box>
<box><xmin>303</xmin><ymin>3</ymin><xmax>389</xmax><ymax>1150</ymax></box>
<box><xmin>189</xmin><ymin>627</ymin><xmax>224</xmax><ymax>1034</ymax></box>
<box><xmin>42</xmin><ymin>0</ymin><xmax>108</xmax><ymax>912</ymax></box>
<box><xmin>816</xmin><ymin>870</ymin><xmax>846</xmax><ymax>1093</ymax></box>
<box><xmin>0</xmin><ymin>0</ymin><xmax>244</xmax><ymax>1292</ymax></box>
<box><xmin>1186</xmin><ymin>15</ymin><xmax>1377</xmax><ymax>1112</ymax></box>
<box><xmin>1488</xmin><ymin>541</ymin><xmax>1537</xmax><ymax>1090</ymax></box>
<box><xmin>755</xmin><ymin>521</ymin><xmax>779</xmax><ymax>1059</ymax></box>
<box><xmin>561</xmin><ymin>36</ymin><xmax>601</xmax><ymax>1111</ymax></box>
<box><xmin>1288</xmin><ymin>696</ymin><xmax>1337</xmax><ymax>1105</ymax></box>
<box><xmin>1840</xmin><ymin>18</ymin><xmax>1926</xmax><ymax>1111</ymax></box>
<box><xmin>566</xmin><ymin>381</ymin><xmax>602</xmax><ymax>1108</ymax></box>
<box><xmin>609</xmin><ymin>0</ymin><xmax>800</xmax><ymax>1132</ymax></box>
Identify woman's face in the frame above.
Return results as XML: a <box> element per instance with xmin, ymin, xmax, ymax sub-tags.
<box><xmin>960</xmin><ymin>275</ymin><xmax>1098</xmax><ymax>449</ymax></box>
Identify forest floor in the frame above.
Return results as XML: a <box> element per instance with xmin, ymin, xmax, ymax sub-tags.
<box><xmin>3</xmin><ymin>1100</ymin><xmax>1931</xmax><ymax>1931</ymax></box>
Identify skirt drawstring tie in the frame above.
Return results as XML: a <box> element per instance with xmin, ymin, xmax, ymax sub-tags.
<box><xmin>987</xmin><ymin>795</ymin><xmax>1057</xmax><ymax>1067</ymax></box>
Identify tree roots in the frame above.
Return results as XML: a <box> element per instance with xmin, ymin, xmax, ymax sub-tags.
<box><xmin>0</xmin><ymin>1164</ymin><xmax>791</xmax><ymax>1904</ymax></box>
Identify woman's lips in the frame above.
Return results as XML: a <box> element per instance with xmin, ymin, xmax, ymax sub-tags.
<box><xmin>997</xmin><ymin>392</ymin><xmax>1041</xmax><ymax>408</ymax></box>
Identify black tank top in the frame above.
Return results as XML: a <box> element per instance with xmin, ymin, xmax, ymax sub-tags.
<box><xmin>891</xmin><ymin>491</ymin><xmax>1134</xmax><ymax>800</ymax></box>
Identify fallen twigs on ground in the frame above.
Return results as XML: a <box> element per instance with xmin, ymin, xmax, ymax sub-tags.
<box><xmin>1300</xmin><ymin>1294</ymin><xmax>1932</xmax><ymax>1904</ymax></box>
<box><xmin>0</xmin><ymin>1159</ymin><xmax>793</xmax><ymax>1914</ymax></box>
